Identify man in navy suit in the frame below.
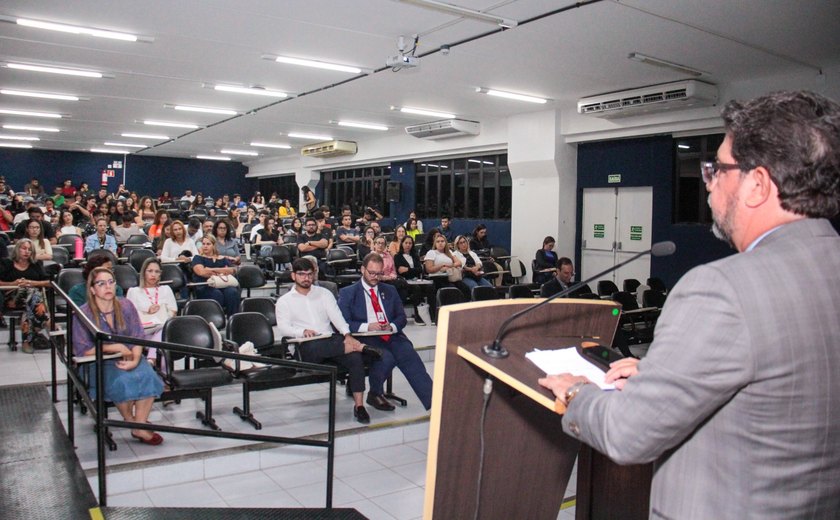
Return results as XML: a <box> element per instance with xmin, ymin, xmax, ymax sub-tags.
<box><xmin>338</xmin><ymin>252</ymin><xmax>433</xmax><ymax>411</ymax></box>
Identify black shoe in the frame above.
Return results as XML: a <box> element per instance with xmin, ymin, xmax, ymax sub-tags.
<box><xmin>413</xmin><ymin>314</ymin><xmax>425</xmax><ymax>325</ymax></box>
<box><xmin>367</xmin><ymin>393</ymin><xmax>396</xmax><ymax>411</ymax></box>
<box><xmin>354</xmin><ymin>405</ymin><xmax>370</xmax><ymax>424</ymax></box>
<box><xmin>361</xmin><ymin>345</ymin><xmax>383</xmax><ymax>360</ymax></box>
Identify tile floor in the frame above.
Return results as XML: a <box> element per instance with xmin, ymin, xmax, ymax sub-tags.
<box><xmin>0</xmin><ymin>318</ymin><xmax>579</xmax><ymax>519</ymax></box>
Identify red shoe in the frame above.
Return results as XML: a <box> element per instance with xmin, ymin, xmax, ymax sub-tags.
<box><xmin>131</xmin><ymin>431</ymin><xmax>164</xmax><ymax>446</ymax></box>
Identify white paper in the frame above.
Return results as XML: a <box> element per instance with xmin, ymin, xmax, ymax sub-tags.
<box><xmin>526</xmin><ymin>347</ymin><xmax>615</xmax><ymax>390</ymax></box>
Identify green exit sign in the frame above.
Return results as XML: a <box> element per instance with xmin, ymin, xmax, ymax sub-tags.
<box><xmin>608</xmin><ymin>174</ymin><xmax>621</xmax><ymax>184</ymax></box>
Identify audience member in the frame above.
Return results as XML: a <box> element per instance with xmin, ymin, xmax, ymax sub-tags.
<box><xmin>0</xmin><ymin>239</ymin><xmax>52</xmax><ymax>354</ymax></box>
<box><xmin>439</xmin><ymin>216</ymin><xmax>455</xmax><ymax>243</ymax></box>
<box><xmin>24</xmin><ymin>220</ymin><xmax>52</xmax><ymax>261</ymax></box>
<box><xmin>69</xmin><ymin>256</ymin><xmax>123</xmax><ymax>306</ymax></box>
<box><xmin>191</xmin><ymin>235</ymin><xmax>240</xmax><ymax>316</ymax></box>
<box><xmin>534</xmin><ymin>236</ymin><xmax>558</xmax><ymax>285</ymax></box>
<box><xmin>84</xmin><ymin>217</ymin><xmax>118</xmax><ymax>254</ymax></box>
<box><xmin>159</xmin><ymin>220</ymin><xmax>197</xmax><ymax>264</ymax></box>
<box><xmin>469</xmin><ymin>224</ymin><xmax>491</xmax><ymax>253</ymax></box>
<box><xmin>540</xmin><ymin>257</ymin><xmax>580</xmax><ymax>297</ymax></box>
<box><xmin>452</xmin><ymin>235</ymin><xmax>493</xmax><ymax>292</ymax></box>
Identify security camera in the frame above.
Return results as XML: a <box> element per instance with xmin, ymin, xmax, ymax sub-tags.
<box><xmin>440</xmin><ymin>45</ymin><xmax>450</xmax><ymax>56</ymax></box>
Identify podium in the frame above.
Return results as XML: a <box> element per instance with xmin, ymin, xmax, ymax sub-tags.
<box><xmin>423</xmin><ymin>299</ymin><xmax>652</xmax><ymax>519</ymax></box>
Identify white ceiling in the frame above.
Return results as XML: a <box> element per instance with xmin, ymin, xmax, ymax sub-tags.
<box><xmin>1</xmin><ymin>0</ymin><xmax>838</xmax><ymax>161</ymax></box>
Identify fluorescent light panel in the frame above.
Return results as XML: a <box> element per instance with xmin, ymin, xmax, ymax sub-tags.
<box><xmin>476</xmin><ymin>87</ymin><xmax>547</xmax><ymax>104</ymax></box>
<box><xmin>220</xmin><ymin>149</ymin><xmax>258</xmax><ymax>156</ymax></box>
<box><xmin>196</xmin><ymin>155</ymin><xmax>231</xmax><ymax>161</ymax></box>
<box><xmin>91</xmin><ymin>148</ymin><xmax>129</xmax><ymax>154</ymax></box>
<box><xmin>172</xmin><ymin>105</ymin><xmax>237</xmax><ymax>116</ymax></box>
<box><xmin>3</xmin><ymin>124</ymin><xmax>59</xmax><ymax>132</ymax></box>
<box><xmin>143</xmin><ymin>120</ymin><xmax>199</xmax><ymax>129</ymax></box>
<box><xmin>273</xmin><ymin>56</ymin><xmax>362</xmax><ymax>74</ymax></box>
<box><xmin>214</xmin><ymin>85</ymin><xmax>288</xmax><ymax>98</ymax></box>
<box><xmin>0</xmin><ymin>142</ymin><xmax>32</xmax><ymax>149</ymax></box>
<box><xmin>250</xmin><ymin>142</ymin><xmax>292</xmax><ymax>149</ymax></box>
<box><xmin>336</xmin><ymin>120</ymin><xmax>388</xmax><ymax>131</ymax></box>
<box><xmin>287</xmin><ymin>132</ymin><xmax>333</xmax><ymax>141</ymax></box>
<box><xmin>6</xmin><ymin>62</ymin><xmax>103</xmax><ymax>78</ymax></box>
<box><xmin>16</xmin><ymin>18</ymin><xmax>138</xmax><ymax>42</ymax></box>
<box><xmin>0</xmin><ymin>135</ymin><xmax>39</xmax><ymax>141</ymax></box>
<box><xmin>121</xmin><ymin>132</ymin><xmax>168</xmax><ymax>140</ymax></box>
<box><xmin>392</xmin><ymin>106</ymin><xmax>456</xmax><ymax>119</ymax></box>
<box><xmin>395</xmin><ymin>0</ymin><xmax>517</xmax><ymax>27</ymax></box>
<box><xmin>0</xmin><ymin>108</ymin><xmax>61</xmax><ymax>118</ymax></box>
<box><xmin>104</xmin><ymin>142</ymin><xmax>145</xmax><ymax>148</ymax></box>
<box><xmin>1</xmin><ymin>89</ymin><xmax>79</xmax><ymax>101</ymax></box>
<box><xmin>628</xmin><ymin>52</ymin><xmax>704</xmax><ymax>77</ymax></box>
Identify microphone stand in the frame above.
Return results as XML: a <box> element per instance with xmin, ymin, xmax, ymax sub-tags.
<box><xmin>481</xmin><ymin>243</ymin><xmax>673</xmax><ymax>359</ymax></box>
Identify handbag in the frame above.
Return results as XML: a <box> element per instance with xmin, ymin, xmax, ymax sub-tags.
<box><xmin>223</xmin><ymin>341</ymin><xmax>266</xmax><ymax>372</ymax></box>
<box><xmin>447</xmin><ymin>267</ymin><xmax>463</xmax><ymax>283</ymax></box>
<box><xmin>208</xmin><ymin>274</ymin><xmax>239</xmax><ymax>288</ymax></box>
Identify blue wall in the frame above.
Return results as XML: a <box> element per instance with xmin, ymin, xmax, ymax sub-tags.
<box><xmin>0</xmin><ymin>149</ymin><xmax>253</xmax><ymax>198</ymax></box>
<box><xmin>576</xmin><ymin>136</ymin><xmax>734</xmax><ymax>289</ymax></box>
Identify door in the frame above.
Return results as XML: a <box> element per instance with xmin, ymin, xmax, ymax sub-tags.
<box><xmin>581</xmin><ymin>188</ymin><xmax>618</xmax><ymax>288</ymax></box>
<box><xmin>615</xmin><ymin>187</ymin><xmax>653</xmax><ymax>286</ymax></box>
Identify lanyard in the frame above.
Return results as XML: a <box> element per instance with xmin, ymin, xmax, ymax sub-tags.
<box><xmin>144</xmin><ymin>287</ymin><xmax>159</xmax><ymax>305</ymax></box>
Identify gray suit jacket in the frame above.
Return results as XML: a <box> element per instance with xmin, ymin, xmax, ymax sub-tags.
<box><xmin>564</xmin><ymin>218</ymin><xmax>840</xmax><ymax>519</ymax></box>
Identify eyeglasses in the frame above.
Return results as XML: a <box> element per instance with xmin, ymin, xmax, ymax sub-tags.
<box><xmin>365</xmin><ymin>271</ymin><xmax>385</xmax><ymax>277</ymax></box>
<box><xmin>294</xmin><ymin>271</ymin><xmax>315</xmax><ymax>278</ymax></box>
<box><xmin>701</xmin><ymin>160</ymin><xmax>742</xmax><ymax>184</ymax></box>
<box><xmin>93</xmin><ymin>279</ymin><xmax>117</xmax><ymax>288</ymax></box>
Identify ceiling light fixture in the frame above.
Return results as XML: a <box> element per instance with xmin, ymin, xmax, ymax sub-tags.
<box><xmin>6</xmin><ymin>62</ymin><xmax>104</xmax><ymax>78</ymax></box>
<box><xmin>213</xmin><ymin>85</ymin><xmax>288</xmax><ymax>98</ymax></box>
<box><xmin>628</xmin><ymin>52</ymin><xmax>705</xmax><ymax>77</ymax></box>
<box><xmin>0</xmin><ymin>108</ymin><xmax>61</xmax><ymax>118</ymax></box>
<box><xmin>395</xmin><ymin>0</ymin><xmax>517</xmax><ymax>28</ymax></box>
<box><xmin>12</xmin><ymin>17</ymin><xmax>141</xmax><ymax>42</ymax></box>
<box><xmin>3</xmin><ymin>124</ymin><xmax>59</xmax><ymax>132</ymax></box>
<box><xmin>143</xmin><ymin>120</ymin><xmax>199</xmax><ymax>129</ymax></box>
<box><xmin>391</xmin><ymin>105</ymin><xmax>456</xmax><ymax>119</ymax></box>
<box><xmin>266</xmin><ymin>55</ymin><xmax>364</xmax><ymax>74</ymax></box>
<box><xmin>0</xmin><ymin>142</ymin><xmax>33</xmax><ymax>149</ymax></box>
<box><xmin>121</xmin><ymin>132</ymin><xmax>168</xmax><ymax>139</ymax></box>
<box><xmin>250</xmin><ymin>142</ymin><xmax>292</xmax><ymax>149</ymax></box>
<box><xmin>335</xmin><ymin>120</ymin><xmax>389</xmax><ymax>131</ymax></box>
<box><xmin>104</xmin><ymin>142</ymin><xmax>145</xmax><ymax>148</ymax></box>
<box><xmin>677</xmin><ymin>144</ymin><xmax>690</xmax><ymax>150</ymax></box>
<box><xmin>220</xmin><ymin>149</ymin><xmax>259</xmax><ymax>156</ymax></box>
<box><xmin>196</xmin><ymin>155</ymin><xmax>231</xmax><ymax>161</ymax></box>
<box><xmin>171</xmin><ymin>104</ymin><xmax>237</xmax><ymax>116</ymax></box>
<box><xmin>0</xmin><ymin>135</ymin><xmax>39</xmax><ymax>141</ymax></box>
<box><xmin>287</xmin><ymin>132</ymin><xmax>333</xmax><ymax>141</ymax></box>
<box><xmin>91</xmin><ymin>148</ymin><xmax>129</xmax><ymax>154</ymax></box>
<box><xmin>475</xmin><ymin>87</ymin><xmax>547</xmax><ymax>104</ymax></box>
<box><xmin>1</xmin><ymin>89</ymin><xmax>80</xmax><ymax>101</ymax></box>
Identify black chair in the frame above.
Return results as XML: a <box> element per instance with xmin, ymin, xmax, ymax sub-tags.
<box><xmin>128</xmin><ymin>248</ymin><xmax>156</xmax><ymax>273</ymax></box>
<box><xmin>471</xmin><ymin>285</ymin><xmax>499</xmax><ymax>301</ymax></box>
<box><xmin>86</xmin><ymin>248</ymin><xmax>119</xmax><ymax>265</ymax></box>
<box><xmin>623</xmin><ymin>278</ymin><xmax>641</xmax><ymax>293</ymax></box>
<box><xmin>160</xmin><ymin>263</ymin><xmax>188</xmax><ymax>309</ymax></box>
<box><xmin>509</xmin><ymin>284</ymin><xmax>534</xmax><ymax>299</ymax></box>
<box><xmin>237</xmin><ymin>264</ymin><xmax>265</xmax><ymax>299</ymax></box>
<box><xmin>161</xmin><ymin>316</ymin><xmax>234</xmax><ymax>430</ymax></box>
<box><xmin>113</xmin><ymin>264</ymin><xmax>139</xmax><ymax>292</ymax></box>
<box><xmin>241</xmin><ymin>297</ymin><xmax>277</xmax><ymax>326</ymax></box>
<box><xmin>576</xmin><ymin>292</ymin><xmax>602</xmax><ymax>300</ymax></box>
<box><xmin>436</xmin><ymin>287</ymin><xmax>467</xmax><ymax>309</ymax></box>
<box><xmin>124</xmin><ymin>234</ymin><xmax>151</xmax><ymax>246</ymax></box>
<box><xmin>57</xmin><ymin>234</ymin><xmax>81</xmax><ymax>248</ymax></box>
<box><xmin>51</xmin><ymin>247</ymin><xmax>70</xmax><ymax>267</ymax></box>
<box><xmin>324</xmin><ymin>248</ymin><xmax>362</xmax><ymax>287</ymax></box>
<box><xmin>183</xmin><ymin>299</ymin><xmax>226</xmax><ymax>331</ymax></box>
<box><xmin>610</xmin><ymin>291</ymin><xmax>639</xmax><ymax>311</ymax></box>
<box><xmin>643</xmin><ymin>289</ymin><xmax>667</xmax><ymax>308</ymax></box>
<box><xmin>647</xmin><ymin>277</ymin><xmax>667</xmax><ymax>294</ymax></box>
<box><xmin>597</xmin><ymin>280</ymin><xmax>619</xmax><ymax>297</ymax></box>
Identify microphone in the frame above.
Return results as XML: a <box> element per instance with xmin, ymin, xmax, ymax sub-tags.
<box><xmin>481</xmin><ymin>241</ymin><xmax>676</xmax><ymax>359</ymax></box>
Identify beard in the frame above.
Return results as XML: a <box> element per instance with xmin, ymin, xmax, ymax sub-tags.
<box><xmin>708</xmin><ymin>192</ymin><xmax>737</xmax><ymax>248</ymax></box>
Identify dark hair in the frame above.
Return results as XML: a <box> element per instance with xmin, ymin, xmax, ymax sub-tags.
<box><xmin>361</xmin><ymin>252</ymin><xmax>384</xmax><ymax>268</ymax></box>
<box><xmin>722</xmin><ymin>90</ymin><xmax>840</xmax><ymax>218</ymax></box>
<box><xmin>400</xmin><ymin>235</ymin><xmax>415</xmax><ymax>251</ymax></box>
<box><xmin>472</xmin><ymin>224</ymin><xmax>487</xmax><ymax>238</ymax></box>
<box><xmin>312</xmin><ymin>211</ymin><xmax>324</xmax><ymax>220</ymax></box>
<box><xmin>304</xmin><ymin>217</ymin><xmax>317</xmax><ymax>225</ymax></box>
<box><xmin>213</xmin><ymin>218</ymin><xmax>233</xmax><ymax>240</ymax></box>
<box><xmin>543</xmin><ymin>236</ymin><xmax>555</xmax><ymax>246</ymax></box>
<box><xmin>292</xmin><ymin>257</ymin><xmax>314</xmax><ymax>272</ymax></box>
<box><xmin>556</xmin><ymin>257</ymin><xmax>573</xmax><ymax>269</ymax></box>
<box><xmin>83</xmin><ymin>254</ymin><xmax>114</xmax><ymax>279</ymax></box>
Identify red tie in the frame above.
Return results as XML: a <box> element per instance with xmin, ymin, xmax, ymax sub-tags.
<box><xmin>369</xmin><ymin>288</ymin><xmax>391</xmax><ymax>342</ymax></box>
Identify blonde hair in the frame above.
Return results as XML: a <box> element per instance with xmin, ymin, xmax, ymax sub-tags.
<box><xmin>200</xmin><ymin>234</ymin><xmax>218</xmax><ymax>256</ymax></box>
<box><xmin>87</xmin><ymin>267</ymin><xmax>125</xmax><ymax>331</ymax></box>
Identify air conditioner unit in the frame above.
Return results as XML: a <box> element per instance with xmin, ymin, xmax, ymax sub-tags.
<box><xmin>577</xmin><ymin>80</ymin><xmax>718</xmax><ymax>118</ymax></box>
<box><xmin>300</xmin><ymin>140</ymin><xmax>358</xmax><ymax>158</ymax></box>
<box><xmin>405</xmin><ymin>119</ymin><xmax>480</xmax><ymax>139</ymax></box>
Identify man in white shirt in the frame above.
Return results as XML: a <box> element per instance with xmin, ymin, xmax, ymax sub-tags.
<box><xmin>276</xmin><ymin>258</ymin><xmax>379</xmax><ymax>423</ymax></box>
<box><xmin>180</xmin><ymin>189</ymin><xmax>195</xmax><ymax>202</ymax></box>
<box><xmin>112</xmin><ymin>215</ymin><xmax>142</xmax><ymax>243</ymax></box>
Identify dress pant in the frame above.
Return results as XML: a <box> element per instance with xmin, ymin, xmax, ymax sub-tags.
<box><xmin>364</xmin><ymin>334</ymin><xmax>432</xmax><ymax>410</ymax></box>
<box><xmin>299</xmin><ymin>335</ymin><xmax>365</xmax><ymax>393</ymax></box>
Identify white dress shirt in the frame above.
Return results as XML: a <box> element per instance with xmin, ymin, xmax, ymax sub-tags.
<box><xmin>275</xmin><ymin>285</ymin><xmax>351</xmax><ymax>338</ymax></box>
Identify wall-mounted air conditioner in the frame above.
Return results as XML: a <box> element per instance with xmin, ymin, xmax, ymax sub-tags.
<box><xmin>300</xmin><ymin>140</ymin><xmax>358</xmax><ymax>158</ymax></box>
<box><xmin>405</xmin><ymin>119</ymin><xmax>480</xmax><ymax>139</ymax></box>
<box><xmin>577</xmin><ymin>80</ymin><xmax>718</xmax><ymax>118</ymax></box>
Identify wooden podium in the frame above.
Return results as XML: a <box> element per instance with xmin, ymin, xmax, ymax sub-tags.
<box><xmin>423</xmin><ymin>299</ymin><xmax>652</xmax><ymax>520</ymax></box>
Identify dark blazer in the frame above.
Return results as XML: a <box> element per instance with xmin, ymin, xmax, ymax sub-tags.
<box><xmin>534</xmin><ymin>249</ymin><xmax>557</xmax><ymax>270</ymax></box>
<box><xmin>393</xmin><ymin>250</ymin><xmax>423</xmax><ymax>279</ymax></box>
<box><xmin>338</xmin><ymin>281</ymin><xmax>408</xmax><ymax>334</ymax></box>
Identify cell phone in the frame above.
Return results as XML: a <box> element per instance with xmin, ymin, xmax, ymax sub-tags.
<box><xmin>579</xmin><ymin>344</ymin><xmax>624</xmax><ymax>371</ymax></box>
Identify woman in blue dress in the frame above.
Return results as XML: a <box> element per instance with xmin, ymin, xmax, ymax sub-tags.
<box><xmin>191</xmin><ymin>235</ymin><xmax>240</xmax><ymax>316</ymax></box>
<box><xmin>72</xmin><ymin>267</ymin><xmax>164</xmax><ymax>445</ymax></box>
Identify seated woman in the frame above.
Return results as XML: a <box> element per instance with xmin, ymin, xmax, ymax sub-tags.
<box><xmin>394</xmin><ymin>236</ymin><xmax>435</xmax><ymax>324</ymax></box>
<box><xmin>534</xmin><ymin>235</ymin><xmax>558</xmax><ymax>285</ymax></box>
<box><xmin>0</xmin><ymin>239</ymin><xmax>52</xmax><ymax>353</ymax></box>
<box><xmin>138</xmin><ymin>196</ymin><xmax>157</xmax><ymax>224</ymax></box>
<box><xmin>452</xmin><ymin>235</ymin><xmax>494</xmax><ymax>292</ymax></box>
<box><xmin>191</xmin><ymin>235</ymin><xmax>240</xmax><ymax>316</ymax></box>
<box><xmin>56</xmin><ymin>209</ymin><xmax>84</xmax><ymax>238</ymax></box>
<box><xmin>126</xmin><ymin>257</ymin><xmax>177</xmax><ymax>369</ymax></box>
<box><xmin>255</xmin><ymin>216</ymin><xmax>284</xmax><ymax>256</ymax></box>
<box><xmin>406</xmin><ymin>218</ymin><xmax>422</xmax><ymax>241</ymax></box>
<box><xmin>72</xmin><ymin>267</ymin><xmax>165</xmax><ymax>446</ymax></box>
<box><xmin>278</xmin><ymin>199</ymin><xmax>296</xmax><ymax>218</ymax></box>
<box><xmin>423</xmin><ymin>233</ymin><xmax>469</xmax><ymax>299</ymax></box>
<box><xmin>69</xmin><ymin>256</ymin><xmax>123</xmax><ymax>306</ymax></box>
<box><xmin>147</xmin><ymin>210</ymin><xmax>169</xmax><ymax>241</ymax></box>
<box><xmin>25</xmin><ymin>219</ymin><xmax>53</xmax><ymax>261</ymax></box>
<box><xmin>357</xmin><ymin>226</ymin><xmax>376</xmax><ymax>259</ymax></box>
<box><xmin>159</xmin><ymin>220</ymin><xmax>197</xmax><ymax>265</ymax></box>
<box><xmin>212</xmin><ymin>219</ymin><xmax>241</xmax><ymax>265</ymax></box>
<box><xmin>388</xmin><ymin>225</ymin><xmax>406</xmax><ymax>256</ymax></box>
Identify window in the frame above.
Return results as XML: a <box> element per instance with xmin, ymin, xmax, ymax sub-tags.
<box><xmin>322</xmin><ymin>166</ymin><xmax>390</xmax><ymax>216</ymax></box>
<box><xmin>673</xmin><ymin>134</ymin><xmax>724</xmax><ymax>224</ymax></box>
<box><xmin>416</xmin><ymin>153</ymin><xmax>509</xmax><ymax>220</ymax></box>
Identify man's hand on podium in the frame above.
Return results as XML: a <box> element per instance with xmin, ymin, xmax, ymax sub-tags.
<box><xmin>538</xmin><ymin>374</ymin><xmax>591</xmax><ymax>405</ymax></box>
<box><xmin>604</xmin><ymin>357</ymin><xmax>640</xmax><ymax>390</ymax></box>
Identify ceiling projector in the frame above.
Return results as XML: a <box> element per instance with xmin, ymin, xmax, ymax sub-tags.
<box><xmin>387</xmin><ymin>54</ymin><xmax>420</xmax><ymax>69</ymax></box>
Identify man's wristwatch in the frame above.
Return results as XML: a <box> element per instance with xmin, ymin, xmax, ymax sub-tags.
<box><xmin>564</xmin><ymin>381</ymin><xmax>590</xmax><ymax>405</ymax></box>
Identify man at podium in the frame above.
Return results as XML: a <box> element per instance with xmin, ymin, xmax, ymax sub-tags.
<box><xmin>539</xmin><ymin>91</ymin><xmax>840</xmax><ymax>518</ymax></box>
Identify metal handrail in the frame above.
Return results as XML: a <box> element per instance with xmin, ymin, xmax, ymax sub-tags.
<box><xmin>48</xmin><ymin>281</ymin><xmax>338</xmax><ymax>508</ymax></box>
